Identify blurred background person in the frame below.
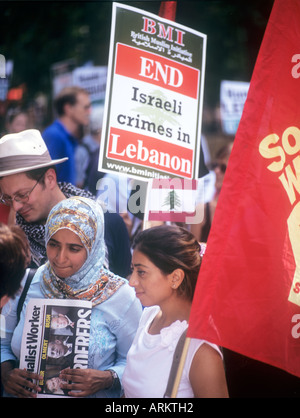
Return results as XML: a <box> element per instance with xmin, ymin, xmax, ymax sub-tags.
<box><xmin>191</xmin><ymin>141</ymin><xmax>233</xmax><ymax>242</ymax></box>
<box><xmin>5</xmin><ymin>107</ymin><xmax>29</xmax><ymax>134</ymax></box>
<box><xmin>42</xmin><ymin>86</ymin><xmax>91</xmax><ymax>185</ymax></box>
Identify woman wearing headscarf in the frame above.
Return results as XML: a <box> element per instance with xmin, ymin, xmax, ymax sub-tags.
<box><xmin>1</xmin><ymin>197</ymin><xmax>142</xmax><ymax>398</ymax></box>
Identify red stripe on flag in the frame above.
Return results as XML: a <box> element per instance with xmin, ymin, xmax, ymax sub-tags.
<box><xmin>148</xmin><ymin>210</ymin><xmax>196</xmax><ymax>222</ymax></box>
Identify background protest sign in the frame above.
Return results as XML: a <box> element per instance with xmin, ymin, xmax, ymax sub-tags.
<box><xmin>72</xmin><ymin>65</ymin><xmax>107</xmax><ymax>106</ymax></box>
<box><xmin>98</xmin><ymin>2</ymin><xmax>206</xmax><ymax>181</ymax></box>
<box><xmin>51</xmin><ymin>58</ymin><xmax>76</xmax><ymax>98</ymax></box>
<box><xmin>220</xmin><ymin>80</ymin><xmax>249</xmax><ymax>135</ymax></box>
<box><xmin>188</xmin><ymin>0</ymin><xmax>300</xmax><ymax>380</ymax></box>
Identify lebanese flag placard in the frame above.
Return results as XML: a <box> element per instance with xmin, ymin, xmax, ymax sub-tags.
<box><xmin>188</xmin><ymin>0</ymin><xmax>300</xmax><ymax>378</ymax></box>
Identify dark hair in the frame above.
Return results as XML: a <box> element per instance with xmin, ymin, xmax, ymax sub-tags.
<box><xmin>25</xmin><ymin>165</ymin><xmax>57</xmax><ymax>185</ymax></box>
<box><xmin>0</xmin><ymin>166</ymin><xmax>57</xmax><ymax>185</ymax></box>
<box><xmin>132</xmin><ymin>225</ymin><xmax>201</xmax><ymax>301</ymax></box>
<box><xmin>0</xmin><ymin>223</ymin><xmax>30</xmax><ymax>299</ymax></box>
<box><xmin>54</xmin><ymin>86</ymin><xmax>89</xmax><ymax>116</ymax></box>
<box><xmin>215</xmin><ymin>142</ymin><xmax>233</xmax><ymax>160</ymax></box>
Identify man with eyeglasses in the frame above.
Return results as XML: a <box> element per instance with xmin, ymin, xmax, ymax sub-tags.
<box><xmin>0</xmin><ymin>171</ymin><xmax>54</xmax><ymax>222</ymax></box>
<box><xmin>0</xmin><ymin>129</ymin><xmax>132</xmax><ymax>277</ymax></box>
<box><xmin>42</xmin><ymin>86</ymin><xmax>92</xmax><ymax>185</ymax></box>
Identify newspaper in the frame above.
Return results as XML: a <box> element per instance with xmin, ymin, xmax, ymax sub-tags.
<box><xmin>20</xmin><ymin>298</ymin><xmax>92</xmax><ymax>397</ymax></box>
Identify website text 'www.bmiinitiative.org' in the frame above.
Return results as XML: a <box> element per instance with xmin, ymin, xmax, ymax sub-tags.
<box><xmin>106</xmin><ymin>162</ymin><xmax>170</xmax><ymax>179</ymax></box>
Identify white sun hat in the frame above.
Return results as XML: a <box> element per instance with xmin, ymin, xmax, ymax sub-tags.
<box><xmin>0</xmin><ymin>129</ymin><xmax>68</xmax><ymax>177</ymax></box>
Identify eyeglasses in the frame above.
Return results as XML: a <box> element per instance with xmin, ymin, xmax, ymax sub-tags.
<box><xmin>0</xmin><ymin>173</ymin><xmax>44</xmax><ymax>206</ymax></box>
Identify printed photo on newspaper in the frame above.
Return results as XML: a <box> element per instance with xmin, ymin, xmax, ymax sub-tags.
<box><xmin>19</xmin><ymin>298</ymin><xmax>92</xmax><ymax>398</ymax></box>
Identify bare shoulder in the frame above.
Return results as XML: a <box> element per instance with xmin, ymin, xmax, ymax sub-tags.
<box><xmin>189</xmin><ymin>342</ymin><xmax>229</xmax><ymax>398</ymax></box>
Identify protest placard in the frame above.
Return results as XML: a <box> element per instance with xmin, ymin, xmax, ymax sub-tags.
<box><xmin>72</xmin><ymin>66</ymin><xmax>107</xmax><ymax>105</ymax></box>
<box><xmin>220</xmin><ymin>80</ymin><xmax>249</xmax><ymax>135</ymax></box>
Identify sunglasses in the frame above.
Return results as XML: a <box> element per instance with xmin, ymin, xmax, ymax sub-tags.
<box><xmin>209</xmin><ymin>162</ymin><xmax>227</xmax><ymax>174</ymax></box>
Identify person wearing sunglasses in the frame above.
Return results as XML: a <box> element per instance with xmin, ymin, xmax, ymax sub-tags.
<box><xmin>191</xmin><ymin>141</ymin><xmax>233</xmax><ymax>243</ymax></box>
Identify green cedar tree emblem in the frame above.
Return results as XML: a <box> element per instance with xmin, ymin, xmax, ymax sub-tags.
<box><xmin>162</xmin><ymin>189</ymin><xmax>181</xmax><ymax>210</ymax></box>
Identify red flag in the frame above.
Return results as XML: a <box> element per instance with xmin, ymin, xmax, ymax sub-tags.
<box><xmin>188</xmin><ymin>0</ymin><xmax>300</xmax><ymax>379</ymax></box>
<box><xmin>159</xmin><ymin>1</ymin><xmax>177</xmax><ymax>21</ymax></box>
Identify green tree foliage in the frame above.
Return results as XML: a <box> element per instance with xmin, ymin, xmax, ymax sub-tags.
<box><xmin>0</xmin><ymin>0</ymin><xmax>273</xmax><ymax>107</ymax></box>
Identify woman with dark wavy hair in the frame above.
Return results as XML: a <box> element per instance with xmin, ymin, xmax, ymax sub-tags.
<box><xmin>123</xmin><ymin>225</ymin><xmax>228</xmax><ymax>398</ymax></box>
<box><xmin>0</xmin><ymin>223</ymin><xmax>31</xmax><ymax>308</ymax></box>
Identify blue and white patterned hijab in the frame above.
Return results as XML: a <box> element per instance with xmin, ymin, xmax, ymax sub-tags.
<box><xmin>39</xmin><ymin>196</ymin><xmax>125</xmax><ymax>306</ymax></box>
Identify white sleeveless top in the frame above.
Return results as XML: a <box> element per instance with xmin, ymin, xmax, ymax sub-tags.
<box><xmin>122</xmin><ymin>306</ymin><xmax>222</xmax><ymax>398</ymax></box>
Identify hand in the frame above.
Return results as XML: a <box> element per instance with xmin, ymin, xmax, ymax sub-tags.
<box><xmin>2</xmin><ymin>363</ymin><xmax>42</xmax><ymax>398</ymax></box>
<box><xmin>59</xmin><ymin>368</ymin><xmax>113</xmax><ymax>397</ymax></box>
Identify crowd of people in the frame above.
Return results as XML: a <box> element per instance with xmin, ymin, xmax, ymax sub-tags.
<box><xmin>0</xmin><ymin>85</ymin><xmax>233</xmax><ymax>398</ymax></box>
<box><xmin>1</xmin><ymin>86</ymin><xmax>298</xmax><ymax>398</ymax></box>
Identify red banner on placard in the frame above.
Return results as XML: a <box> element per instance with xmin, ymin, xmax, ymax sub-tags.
<box><xmin>107</xmin><ymin>127</ymin><xmax>193</xmax><ymax>178</ymax></box>
<box><xmin>188</xmin><ymin>0</ymin><xmax>300</xmax><ymax>379</ymax></box>
<box><xmin>115</xmin><ymin>43</ymin><xmax>200</xmax><ymax>99</ymax></box>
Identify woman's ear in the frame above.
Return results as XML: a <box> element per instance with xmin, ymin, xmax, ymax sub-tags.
<box><xmin>169</xmin><ymin>268</ymin><xmax>185</xmax><ymax>290</ymax></box>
